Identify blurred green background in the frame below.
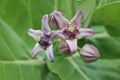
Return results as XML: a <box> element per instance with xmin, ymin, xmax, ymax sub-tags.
<box><xmin>0</xmin><ymin>0</ymin><xmax>120</xmax><ymax>80</ymax></box>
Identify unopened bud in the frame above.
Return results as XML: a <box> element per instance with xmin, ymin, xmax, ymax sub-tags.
<box><xmin>59</xmin><ymin>42</ymin><xmax>73</xmax><ymax>57</ymax></box>
<box><xmin>80</xmin><ymin>44</ymin><xmax>100</xmax><ymax>63</ymax></box>
<box><xmin>49</xmin><ymin>15</ymin><xmax>60</xmax><ymax>29</ymax></box>
<box><xmin>50</xmin><ymin>11</ymin><xmax>69</xmax><ymax>29</ymax></box>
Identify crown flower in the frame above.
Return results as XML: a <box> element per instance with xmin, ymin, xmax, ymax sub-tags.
<box><xmin>50</xmin><ymin>11</ymin><xmax>95</xmax><ymax>54</ymax></box>
<box><xmin>28</xmin><ymin>15</ymin><xmax>56</xmax><ymax>62</ymax></box>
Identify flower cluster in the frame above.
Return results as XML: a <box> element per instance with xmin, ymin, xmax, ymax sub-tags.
<box><xmin>28</xmin><ymin>11</ymin><xmax>100</xmax><ymax>63</ymax></box>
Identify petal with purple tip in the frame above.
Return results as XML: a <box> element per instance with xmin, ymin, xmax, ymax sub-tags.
<box><xmin>66</xmin><ymin>39</ymin><xmax>77</xmax><ymax>53</ymax></box>
<box><xmin>42</xmin><ymin>15</ymin><xmax>51</xmax><ymax>33</ymax></box>
<box><xmin>77</xmin><ymin>28</ymin><xmax>95</xmax><ymax>39</ymax></box>
<box><xmin>45</xmin><ymin>44</ymin><xmax>54</xmax><ymax>62</ymax></box>
<box><xmin>31</xmin><ymin>43</ymin><xmax>43</xmax><ymax>58</ymax></box>
<box><xmin>70</xmin><ymin>11</ymin><xmax>83</xmax><ymax>27</ymax></box>
<box><xmin>28</xmin><ymin>28</ymin><xmax>42</xmax><ymax>40</ymax></box>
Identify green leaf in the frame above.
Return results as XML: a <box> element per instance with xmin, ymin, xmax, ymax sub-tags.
<box><xmin>0</xmin><ymin>18</ymin><xmax>30</xmax><ymax>60</ymax></box>
<box><xmin>0</xmin><ymin>0</ymin><xmax>54</xmax><ymax>79</ymax></box>
<box><xmin>47</xmin><ymin>56</ymin><xmax>90</xmax><ymax>80</ymax></box>
<box><xmin>96</xmin><ymin>0</ymin><xmax>120</xmax><ymax>8</ymax></box>
<box><xmin>92</xmin><ymin>1</ymin><xmax>120</xmax><ymax>27</ymax></box>
<box><xmin>73</xmin><ymin>57</ymin><xmax>120</xmax><ymax>80</ymax></box>
<box><xmin>47</xmin><ymin>56</ymin><xmax>120</xmax><ymax>80</ymax></box>
<box><xmin>46</xmin><ymin>72</ymin><xmax>61</xmax><ymax>80</ymax></box>
<box><xmin>0</xmin><ymin>60</ymin><xmax>48</xmax><ymax>80</ymax></box>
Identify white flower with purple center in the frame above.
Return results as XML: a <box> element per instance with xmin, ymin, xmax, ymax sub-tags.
<box><xmin>28</xmin><ymin>15</ymin><xmax>56</xmax><ymax>62</ymax></box>
<box><xmin>50</xmin><ymin>11</ymin><xmax>95</xmax><ymax>54</ymax></box>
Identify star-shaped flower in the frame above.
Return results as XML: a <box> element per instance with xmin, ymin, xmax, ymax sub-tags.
<box><xmin>50</xmin><ymin>11</ymin><xmax>95</xmax><ymax>54</ymax></box>
<box><xmin>28</xmin><ymin>15</ymin><xmax>56</xmax><ymax>62</ymax></box>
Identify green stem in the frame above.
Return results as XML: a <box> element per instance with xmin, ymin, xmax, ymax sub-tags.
<box><xmin>54</xmin><ymin>0</ymin><xmax>58</xmax><ymax>10</ymax></box>
<box><xmin>77</xmin><ymin>47</ymin><xmax>81</xmax><ymax>51</ymax></box>
<box><xmin>71</xmin><ymin>0</ymin><xmax>75</xmax><ymax>16</ymax></box>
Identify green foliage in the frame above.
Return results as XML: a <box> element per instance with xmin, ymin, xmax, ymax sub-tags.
<box><xmin>47</xmin><ymin>56</ymin><xmax>120</xmax><ymax>80</ymax></box>
<box><xmin>89</xmin><ymin>1</ymin><xmax>120</xmax><ymax>59</ymax></box>
<box><xmin>0</xmin><ymin>0</ymin><xmax>120</xmax><ymax>80</ymax></box>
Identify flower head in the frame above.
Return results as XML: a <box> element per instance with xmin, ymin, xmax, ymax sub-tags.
<box><xmin>50</xmin><ymin>11</ymin><xmax>95</xmax><ymax>54</ymax></box>
<box><xmin>80</xmin><ymin>44</ymin><xmax>100</xmax><ymax>63</ymax></box>
<box><xmin>28</xmin><ymin>15</ymin><xmax>56</xmax><ymax>62</ymax></box>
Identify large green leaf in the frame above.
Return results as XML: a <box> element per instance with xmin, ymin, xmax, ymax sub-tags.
<box><xmin>91</xmin><ymin>1</ymin><xmax>120</xmax><ymax>35</ymax></box>
<box><xmin>96</xmin><ymin>0</ymin><xmax>120</xmax><ymax>8</ymax></box>
<box><xmin>0</xmin><ymin>0</ymin><xmax>55</xmax><ymax>79</ymax></box>
<box><xmin>47</xmin><ymin>56</ymin><xmax>120</xmax><ymax>80</ymax></box>
<box><xmin>92</xmin><ymin>1</ymin><xmax>120</xmax><ymax>26</ymax></box>
<box><xmin>0</xmin><ymin>61</ymin><xmax>47</xmax><ymax>80</ymax></box>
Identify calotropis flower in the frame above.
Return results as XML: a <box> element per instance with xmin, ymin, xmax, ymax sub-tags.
<box><xmin>50</xmin><ymin>11</ymin><xmax>95</xmax><ymax>53</ymax></box>
<box><xmin>28</xmin><ymin>15</ymin><xmax>56</xmax><ymax>62</ymax></box>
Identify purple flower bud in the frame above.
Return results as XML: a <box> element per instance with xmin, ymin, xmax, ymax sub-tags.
<box><xmin>80</xmin><ymin>44</ymin><xmax>100</xmax><ymax>63</ymax></box>
<box><xmin>50</xmin><ymin>11</ymin><xmax>69</xmax><ymax>29</ymax></box>
<box><xmin>59</xmin><ymin>42</ymin><xmax>73</xmax><ymax>57</ymax></box>
<box><xmin>50</xmin><ymin>15</ymin><xmax>60</xmax><ymax>29</ymax></box>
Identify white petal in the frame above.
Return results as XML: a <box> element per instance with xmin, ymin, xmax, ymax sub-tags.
<box><xmin>78</xmin><ymin>28</ymin><xmax>95</xmax><ymax>39</ymax></box>
<box><xmin>41</xmin><ymin>15</ymin><xmax>51</xmax><ymax>33</ymax></box>
<box><xmin>31</xmin><ymin>43</ymin><xmax>43</xmax><ymax>57</ymax></box>
<box><xmin>66</xmin><ymin>39</ymin><xmax>77</xmax><ymax>53</ymax></box>
<box><xmin>45</xmin><ymin>45</ymin><xmax>54</xmax><ymax>62</ymax></box>
<box><xmin>28</xmin><ymin>28</ymin><xmax>42</xmax><ymax>40</ymax></box>
<box><xmin>56</xmin><ymin>30</ymin><xmax>66</xmax><ymax>40</ymax></box>
<box><xmin>70</xmin><ymin>11</ymin><xmax>83</xmax><ymax>27</ymax></box>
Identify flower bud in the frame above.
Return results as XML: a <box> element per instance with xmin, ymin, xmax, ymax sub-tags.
<box><xmin>49</xmin><ymin>15</ymin><xmax>60</xmax><ymax>29</ymax></box>
<box><xmin>59</xmin><ymin>42</ymin><xmax>73</xmax><ymax>57</ymax></box>
<box><xmin>49</xmin><ymin>11</ymin><xmax>69</xmax><ymax>29</ymax></box>
<box><xmin>80</xmin><ymin>44</ymin><xmax>100</xmax><ymax>63</ymax></box>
